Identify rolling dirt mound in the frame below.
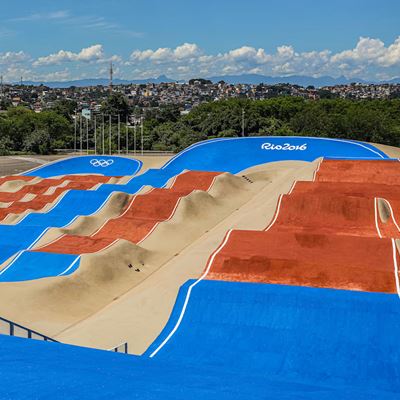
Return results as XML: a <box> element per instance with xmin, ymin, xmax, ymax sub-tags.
<box><xmin>34</xmin><ymin>171</ymin><xmax>221</xmax><ymax>254</ymax></box>
<box><xmin>0</xmin><ymin>177</ymin><xmax>41</xmax><ymax>193</ymax></box>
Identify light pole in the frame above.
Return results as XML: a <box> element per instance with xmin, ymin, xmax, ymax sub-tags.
<box><xmin>74</xmin><ymin>111</ymin><xmax>77</xmax><ymax>153</ymax></box>
<box><xmin>86</xmin><ymin>117</ymin><xmax>89</xmax><ymax>155</ymax></box>
<box><xmin>126</xmin><ymin>116</ymin><xmax>129</xmax><ymax>155</ymax></box>
<box><xmin>94</xmin><ymin>114</ymin><xmax>97</xmax><ymax>155</ymax></box>
<box><xmin>102</xmin><ymin>114</ymin><xmax>105</xmax><ymax>155</ymax></box>
<box><xmin>79</xmin><ymin>113</ymin><xmax>83</xmax><ymax>154</ymax></box>
<box><xmin>109</xmin><ymin>115</ymin><xmax>112</xmax><ymax>155</ymax></box>
<box><xmin>241</xmin><ymin>108</ymin><xmax>245</xmax><ymax>137</ymax></box>
<box><xmin>134</xmin><ymin>123</ymin><xmax>137</xmax><ymax>155</ymax></box>
<box><xmin>118</xmin><ymin>114</ymin><xmax>121</xmax><ymax>154</ymax></box>
<box><xmin>141</xmin><ymin>116</ymin><xmax>144</xmax><ymax>156</ymax></box>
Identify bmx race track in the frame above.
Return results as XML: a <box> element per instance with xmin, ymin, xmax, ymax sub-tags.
<box><xmin>0</xmin><ymin>138</ymin><xmax>399</xmax><ymax>399</ymax></box>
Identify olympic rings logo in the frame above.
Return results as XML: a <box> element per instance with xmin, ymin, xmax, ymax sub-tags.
<box><xmin>90</xmin><ymin>159</ymin><xmax>114</xmax><ymax>167</ymax></box>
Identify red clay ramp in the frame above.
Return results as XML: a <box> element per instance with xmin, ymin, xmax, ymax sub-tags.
<box><xmin>0</xmin><ymin>175</ymin><xmax>111</xmax><ymax>203</ymax></box>
<box><xmin>0</xmin><ymin>176</ymin><xmax>114</xmax><ymax>221</ymax></box>
<box><xmin>316</xmin><ymin>159</ymin><xmax>400</xmax><ymax>184</ymax></box>
<box><xmin>292</xmin><ymin>181</ymin><xmax>400</xmax><ymax>199</ymax></box>
<box><xmin>36</xmin><ymin>171</ymin><xmax>220</xmax><ymax>255</ymax></box>
<box><xmin>0</xmin><ymin>175</ymin><xmax>35</xmax><ymax>185</ymax></box>
<box><xmin>207</xmin><ymin>230</ymin><xmax>400</xmax><ymax>293</ymax></box>
<box><xmin>272</xmin><ymin>193</ymin><xmax>387</xmax><ymax>237</ymax></box>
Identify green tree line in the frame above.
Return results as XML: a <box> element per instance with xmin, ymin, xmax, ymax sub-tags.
<box><xmin>0</xmin><ymin>95</ymin><xmax>399</xmax><ymax>155</ymax></box>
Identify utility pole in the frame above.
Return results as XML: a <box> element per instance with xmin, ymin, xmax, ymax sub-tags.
<box><xmin>126</xmin><ymin>116</ymin><xmax>129</xmax><ymax>155</ymax></box>
<box><xmin>80</xmin><ymin>114</ymin><xmax>83</xmax><ymax>154</ymax></box>
<box><xmin>74</xmin><ymin>111</ymin><xmax>77</xmax><ymax>153</ymax></box>
<box><xmin>109</xmin><ymin>115</ymin><xmax>112</xmax><ymax>155</ymax></box>
<box><xmin>94</xmin><ymin>115</ymin><xmax>97</xmax><ymax>155</ymax></box>
<box><xmin>117</xmin><ymin>114</ymin><xmax>121</xmax><ymax>154</ymax></box>
<box><xmin>102</xmin><ymin>114</ymin><xmax>105</xmax><ymax>155</ymax></box>
<box><xmin>134</xmin><ymin>123</ymin><xmax>137</xmax><ymax>155</ymax></box>
<box><xmin>241</xmin><ymin>108</ymin><xmax>245</xmax><ymax>137</ymax></box>
<box><xmin>86</xmin><ymin>117</ymin><xmax>89</xmax><ymax>155</ymax></box>
<box><xmin>109</xmin><ymin>62</ymin><xmax>113</xmax><ymax>95</ymax></box>
<box><xmin>141</xmin><ymin>116</ymin><xmax>144</xmax><ymax>156</ymax></box>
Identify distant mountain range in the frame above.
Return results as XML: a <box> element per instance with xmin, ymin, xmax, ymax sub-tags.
<box><xmin>20</xmin><ymin>75</ymin><xmax>177</xmax><ymax>88</ymax></box>
<box><xmin>208</xmin><ymin>74</ymin><xmax>400</xmax><ymax>86</ymax></box>
<box><xmin>18</xmin><ymin>74</ymin><xmax>400</xmax><ymax>88</ymax></box>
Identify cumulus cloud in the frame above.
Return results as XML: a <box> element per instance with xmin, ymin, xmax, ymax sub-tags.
<box><xmin>33</xmin><ymin>44</ymin><xmax>104</xmax><ymax>66</ymax></box>
<box><xmin>131</xmin><ymin>43</ymin><xmax>201</xmax><ymax>63</ymax></box>
<box><xmin>2</xmin><ymin>37</ymin><xmax>400</xmax><ymax>82</ymax></box>
<box><xmin>0</xmin><ymin>51</ymin><xmax>29</xmax><ymax>64</ymax></box>
<box><xmin>127</xmin><ymin>37</ymin><xmax>400</xmax><ymax>80</ymax></box>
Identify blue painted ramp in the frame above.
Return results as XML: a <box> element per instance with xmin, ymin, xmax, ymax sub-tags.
<box><xmin>0</xmin><ymin>283</ymin><xmax>399</xmax><ymax>398</ymax></box>
<box><xmin>24</xmin><ymin>155</ymin><xmax>142</xmax><ymax>178</ymax></box>
<box><xmin>146</xmin><ymin>280</ymin><xmax>400</xmax><ymax>396</ymax></box>
<box><xmin>161</xmin><ymin>137</ymin><xmax>388</xmax><ymax>175</ymax></box>
<box><xmin>0</xmin><ymin>252</ymin><xmax>79</xmax><ymax>282</ymax></box>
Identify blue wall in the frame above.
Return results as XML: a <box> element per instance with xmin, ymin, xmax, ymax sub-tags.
<box><xmin>24</xmin><ymin>155</ymin><xmax>142</xmax><ymax>178</ymax></box>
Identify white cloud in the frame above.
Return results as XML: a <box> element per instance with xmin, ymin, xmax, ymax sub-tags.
<box><xmin>33</xmin><ymin>45</ymin><xmax>104</xmax><ymax>66</ymax></box>
<box><xmin>0</xmin><ymin>51</ymin><xmax>29</xmax><ymax>64</ymax></box>
<box><xmin>2</xmin><ymin>36</ymin><xmax>400</xmax><ymax>82</ymax></box>
<box><xmin>127</xmin><ymin>37</ymin><xmax>400</xmax><ymax>80</ymax></box>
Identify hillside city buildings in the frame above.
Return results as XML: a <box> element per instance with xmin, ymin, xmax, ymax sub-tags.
<box><xmin>0</xmin><ymin>80</ymin><xmax>399</xmax><ymax>114</ymax></box>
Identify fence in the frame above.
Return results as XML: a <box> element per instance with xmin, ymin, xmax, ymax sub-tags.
<box><xmin>0</xmin><ymin>316</ymin><xmax>58</xmax><ymax>342</ymax></box>
<box><xmin>109</xmin><ymin>341</ymin><xmax>128</xmax><ymax>354</ymax></box>
<box><xmin>0</xmin><ymin>315</ymin><xmax>129</xmax><ymax>354</ymax></box>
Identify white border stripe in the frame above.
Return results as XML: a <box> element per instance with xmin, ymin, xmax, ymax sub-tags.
<box><xmin>264</xmin><ymin>194</ymin><xmax>283</xmax><ymax>232</ymax></box>
<box><xmin>374</xmin><ymin>197</ymin><xmax>383</xmax><ymax>239</ymax></box>
<box><xmin>149</xmin><ymin>229</ymin><xmax>234</xmax><ymax>358</ymax></box>
<box><xmin>57</xmin><ymin>256</ymin><xmax>81</xmax><ymax>276</ymax></box>
<box><xmin>0</xmin><ymin>250</ymin><xmax>25</xmax><ymax>276</ymax></box>
<box><xmin>391</xmin><ymin>239</ymin><xmax>400</xmax><ymax>298</ymax></box>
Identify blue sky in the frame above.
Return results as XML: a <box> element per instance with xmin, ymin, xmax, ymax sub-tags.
<box><xmin>1</xmin><ymin>0</ymin><xmax>399</xmax><ymax>81</ymax></box>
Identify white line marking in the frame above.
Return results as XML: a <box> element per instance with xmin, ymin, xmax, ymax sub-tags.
<box><xmin>382</xmin><ymin>199</ymin><xmax>400</xmax><ymax>233</ymax></box>
<box><xmin>312</xmin><ymin>158</ymin><xmax>323</xmax><ymax>182</ymax></box>
<box><xmin>288</xmin><ymin>181</ymin><xmax>297</xmax><ymax>195</ymax></box>
<box><xmin>264</xmin><ymin>194</ymin><xmax>283</xmax><ymax>232</ymax></box>
<box><xmin>149</xmin><ymin>229</ymin><xmax>234</xmax><ymax>358</ymax></box>
<box><xmin>391</xmin><ymin>239</ymin><xmax>400</xmax><ymax>298</ymax></box>
<box><xmin>57</xmin><ymin>256</ymin><xmax>81</xmax><ymax>276</ymax></box>
<box><xmin>374</xmin><ymin>197</ymin><xmax>383</xmax><ymax>239</ymax></box>
<box><xmin>0</xmin><ymin>250</ymin><xmax>25</xmax><ymax>276</ymax></box>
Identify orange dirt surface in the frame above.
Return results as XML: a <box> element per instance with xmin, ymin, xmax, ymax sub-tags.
<box><xmin>316</xmin><ymin>159</ymin><xmax>400</xmax><ymax>184</ymax></box>
<box><xmin>0</xmin><ymin>181</ymin><xmax>97</xmax><ymax>221</ymax></box>
<box><xmin>0</xmin><ymin>175</ymin><xmax>111</xmax><ymax>203</ymax></box>
<box><xmin>206</xmin><ymin>159</ymin><xmax>400</xmax><ymax>293</ymax></box>
<box><xmin>36</xmin><ymin>171</ymin><xmax>220</xmax><ymax>255</ymax></box>
<box><xmin>272</xmin><ymin>193</ymin><xmax>385</xmax><ymax>237</ymax></box>
<box><xmin>0</xmin><ymin>175</ymin><xmax>35</xmax><ymax>185</ymax></box>
<box><xmin>0</xmin><ymin>175</ymin><xmax>114</xmax><ymax>220</ymax></box>
<box><xmin>293</xmin><ymin>181</ymin><xmax>400</xmax><ymax>199</ymax></box>
<box><xmin>207</xmin><ymin>230</ymin><xmax>398</xmax><ymax>293</ymax></box>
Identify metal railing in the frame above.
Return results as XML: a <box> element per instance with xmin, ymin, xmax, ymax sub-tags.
<box><xmin>0</xmin><ymin>315</ymin><xmax>129</xmax><ymax>354</ymax></box>
<box><xmin>109</xmin><ymin>341</ymin><xmax>128</xmax><ymax>354</ymax></box>
<box><xmin>0</xmin><ymin>316</ymin><xmax>58</xmax><ymax>342</ymax></box>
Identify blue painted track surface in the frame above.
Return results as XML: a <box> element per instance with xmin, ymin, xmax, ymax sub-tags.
<box><xmin>0</xmin><ymin>281</ymin><xmax>399</xmax><ymax>399</ymax></box>
<box><xmin>146</xmin><ymin>280</ymin><xmax>400</xmax><ymax>397</ymax></box>
<box><xmin>0</xmin><ymin>137</ymin><xmax>390</xmax><ymax>282</ymax></box>
<box><xmin>0</xmin><ymin>252</ymin><xmax>79</xmax><ymax>282</ymax></box>
<box><xmin>24</xmin><ymin>155</ymin><xmax>142</xmax><ymax>178</ymax></box>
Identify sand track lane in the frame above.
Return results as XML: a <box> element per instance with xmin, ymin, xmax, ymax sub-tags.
<box><xmin>36</xmin><ymin>171</ymin><xmax>221</xmax><ymax>255</ymax></box>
